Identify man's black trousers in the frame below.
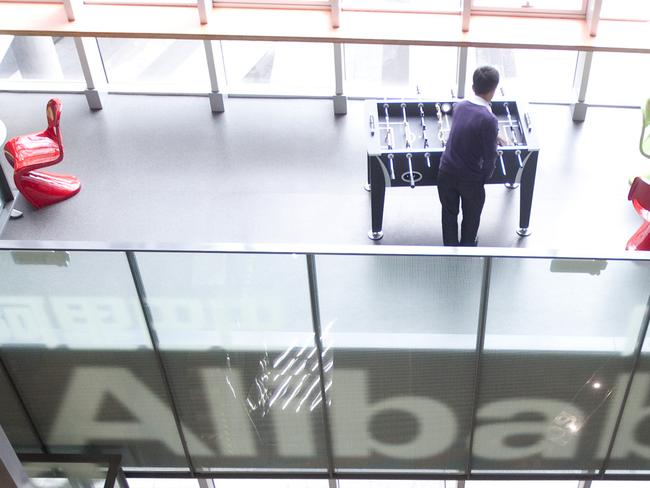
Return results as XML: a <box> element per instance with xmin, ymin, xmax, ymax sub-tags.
<box><xmin>437</xmin><ymin>170</ymin><xmax>486</xmax><ymax>246</ymax></box>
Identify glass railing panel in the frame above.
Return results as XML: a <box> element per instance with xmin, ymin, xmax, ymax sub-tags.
<box><xmin>0</xmin><ymin>250</ymin><xmax>188</xmax><ymax>469</ymax></box>
<box><xmin>135</xmin><ymin>251</ymin><xmax>328</xmax><ymax>473</ymax></box>
<box><xmin>315</xmin><ymin>254</ymin><xmax>485</xmax><ymax>474</ymax></box>
<box><xmin>604</xmin><ymin>305</ymin><xmax>650</xmax><ymax>475</ymax></box>
<box><xmin>472</xmin><ymin>257</ymin><xmax>650</xmax><ymax>474</ymax></box>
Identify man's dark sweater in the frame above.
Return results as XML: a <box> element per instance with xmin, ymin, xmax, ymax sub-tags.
<box><xmin>439</xmin><ymin>100</ymin><xmax>499</xmax><ymax>183</ymax></box>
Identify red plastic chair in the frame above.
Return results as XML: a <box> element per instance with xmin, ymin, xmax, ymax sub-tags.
<box><xmin>626</xmin><ymin>177</ymin><xmax>650</xmax><ymax>251</ymax></box>
<box><xmin>3</xmin><ymin>99</ymin><xmax>80</xmax><ymax>209</ymax></box>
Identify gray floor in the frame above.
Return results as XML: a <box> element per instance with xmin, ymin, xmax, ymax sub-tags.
<box><xmin>0</xmin><ymin>93</ymin><xmax>646</xmax><ymax>251</ymax></box>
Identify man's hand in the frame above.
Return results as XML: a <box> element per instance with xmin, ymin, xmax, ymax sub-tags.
<box><xmin>497</xmin><ymin>134</ymin><xmax>508</xmax><ymax>146</ymax></box>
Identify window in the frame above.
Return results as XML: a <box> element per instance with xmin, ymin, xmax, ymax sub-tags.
<box><xmin>588</xmin><ymin>52</ymin><xmax>650</xmax><ymax>106</ymax></box>
<box><xmin>97</xmin><ymin>38</ymin><xmax>210</xmax><ymax>90</ymax></box>
<box><xmin>600</xmin><ymin>0</ymin><xmax>650</xmax><ymax>21</ymax></box>
<box><xmin>467</xmin><ymin>47</ymin><xmax>577</xmax><ymax>103</ymax></box>
<box><xmin>0</xmin><ymin>36</ymin><xmax>83</xmax><ymax>83</ymax></box>
<box><xmin>344</xmin><ymin>44</ymin><xmax>458</xmax><ymax>97</ymax></box>
<box><xmin>343</xmin><ymin>0</ymin><xmax>460</xmax><ymax>13</ymax></box>
<box><xmin>221</xmin><ymin>41</ymin><xmax>334</xmax><ymax>95</ymax></box>
<box><xmin>472</xmin><ymin>0</ymin><xmax>586</xmax><ymax>16</ymax></box>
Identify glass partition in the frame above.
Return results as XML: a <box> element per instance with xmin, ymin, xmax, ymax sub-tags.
<box><xmin>473</xmin><ymin>257</ymin><xmax>650</xmax><ymax>474</ymax></box>
<box><xmin>135</xmin><ymin>252</ymin><xmax>328</xmax><ymax>473</ymax></box>
<box><xmin>0</xmin><ymin>250</ymin><xmax>188</xmax><ymax>469</ymax></box>
<box><xmin>316</xmin><ymin>254</ymin><xmax>484</xmax><ymax>473</ymax></box>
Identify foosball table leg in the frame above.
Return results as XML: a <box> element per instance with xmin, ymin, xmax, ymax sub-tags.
<box><xmin>517</xmin><ymin>150</ymin><xmax>539</xmax><ymax>238</ymax></box>
<box><xmin>368</xmin><ymin>156</ymin><xmax>387</xmax><ymax>240</ymax></box>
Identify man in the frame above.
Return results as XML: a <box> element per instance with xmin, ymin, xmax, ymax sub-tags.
<box><xmin>437</xmin><ymin>66</ymin><xmax>501</xmax><ymax>246</ymax></box>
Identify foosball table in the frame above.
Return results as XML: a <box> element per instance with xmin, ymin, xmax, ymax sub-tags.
<box><xmin>365</xmin><ymin>99</ymin><xmax>540</xmax><ymax>240</ymax></box>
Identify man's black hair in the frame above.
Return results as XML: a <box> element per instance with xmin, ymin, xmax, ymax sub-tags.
<box><xmin>472</xmin><ymin>66</ymin><xmax>500</xmax><ymax>95</ymax></box>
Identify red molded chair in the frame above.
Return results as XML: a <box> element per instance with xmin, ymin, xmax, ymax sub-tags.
<box><xmin>3</xmin><ymin>99</ymin><xmax>80</xmax><ymax>209</ymax></box>
<box><xmin>626</xmin><ymin>177</ymin><xmax>650</xmax><ymax>251</ymax></box>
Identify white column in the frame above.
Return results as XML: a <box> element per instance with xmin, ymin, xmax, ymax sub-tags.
<box><xmin>333</xmin><ymin>43</ymin><xmax>347</xmax><ymax>115</ymax></box>
<box><xmin>204</xmin><ymin>40</ymin><xmax>225</xmax><ymax>113</ymax></box>
<box><xmin>74</xmin><ymin>37</ymin><xmax>106</xmax><ymax>110</ymax></box>
<box><xmin>456</xmin><ymin>46</ymin><xmax>468</xmax><ymax>99</ymax></box>
<box><xmin>570</xmin><ymin>50</ymin><xmax>593</xmax><ymax>122</ymax></box>
<box><xmin>461</xmin><ymin>0</ymin><xmax>471</xmax><ymax>32</ymax></box>
<box><xmin>587</xmin><ymin>0</ymin><xmax>603</xmax><ymax>37</ymax></box>
<box><xmin>331</xmin><ymin>0</ymin><xmax>341</xmax><ymax>28</ymax></box>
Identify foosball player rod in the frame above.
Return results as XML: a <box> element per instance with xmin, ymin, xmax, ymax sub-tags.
<box><xmin>418</xmin><ymin>103</ymin><xmax>426</xmax><ymax>130</ymax></box>
<box><xmin>425</xmin><ymin>152</ymin><xmax>431</xmax><ymax>168</ymax></box>
<box><xmin>435</xmin><ymin>103</ymin><xmax>446</xmax><ymax>145</ymax></box>
<box><xmin>401</xmin><ymin>103</ymin><xmax>413</xmax><ymax>149</ymax></box>
<box><xmin>388</xmin><ymin>153</ymin><xmax>396</xmax><ymax>180</ymax></box>
<box><xmin>515</xmin><ymin>149</ymin><xmax>524</xmax><ymax>169</ymax></box>
<box><xmin>497</xmin><ymin>150</ymin><xmax>506</xmax><ymax>176</ymax></box>
<box><xmin>406</xmin><ymin>152</ymin><xmax>415</xmax><ymax>188</ymax></box>
<box><xmin>504</xmin><ymin>103</ymin><xmax>519</xmax><ymax>146</ymax></box>
<box><xmin>418</xmin><ymin>103</ymin><xmax>429</xmax><ymax>147</ymax></box>
<box><xmin>441</xmin><ymin>103</ymin><xmax>451</xmax><ymax>133</ymax></box>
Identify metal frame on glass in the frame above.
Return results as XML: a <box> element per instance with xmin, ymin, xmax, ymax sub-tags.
<box><xmin>1</xmin><ymin>243</ymin><xmax>650</xmax><ymax>481</ymax></box>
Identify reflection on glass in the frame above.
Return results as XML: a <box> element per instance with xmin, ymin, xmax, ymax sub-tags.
<box><xmin>0</xmin><ymin>251</ymin><xmax>188</xmax><ymax>469</ymax></box>
<box><xmin>0</xmin><ymin>36</ymin><xmax>83</xmax><ymax>82</ymax></box>
<box><xmin>344</xmin><ymin>44</ymin><xmax>457</xmax><ymax>97</ymax></box>
<box><xmin>316</xmin><ymin>255</ymin><xmax>483</xmax><ymax>471</ymax></box>
<box><xmin>473</xmin><ymin>258</ymin><xmax>650</xmax><ymax>473</ymax></box>
<box><xmin>136</xmin><ymin>252</ymin><xmax>328</xmax><ymax>472</ymax></box>
<box><xmin>606</xmin><ymin>322</ymin><xmax>650</xmax><ymax>474</ymax></box>
<box><xmin>467</xmin><ymin>48</ymin><xmax>576</xmax><ymax>102</ymax></box>
<box><xmin>221</xmin><ymin>41</ymin><xmax>334</xmax><ymax>95</ymax></box>
<box><xmin>98</xmin><ymin>38</ymin><xmax>209</xmax><ymax>88</ymax></box>
<box><xmin>0</xmin><ymin>367</ymin><xmax>42</xmax><ymax>451</ymax></box>
<box><xmin>588</xmin><ymin>52</ymin><xmax>650</xmax><ymax>106</ymax></box>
